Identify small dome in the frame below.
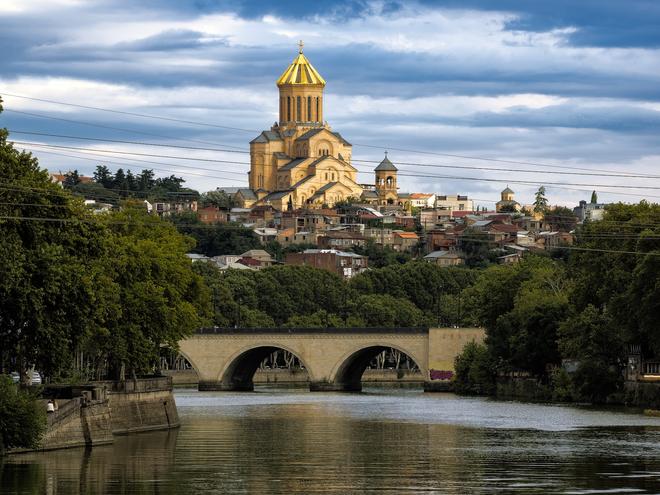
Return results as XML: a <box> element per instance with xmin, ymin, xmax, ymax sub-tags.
<box><xmin>277</xmin><ymin>51</ymin><xmax>326</xmax><ymax>87</ymax></box>
<box><xmin>375</xmin><ymin>154</ymin><xmax>397</xmax><ymax>172</ymax></box>
<box><xmin>502</xmin><ymin>186</ymin><xmax>514</xmax><ymax>194</ymax></box>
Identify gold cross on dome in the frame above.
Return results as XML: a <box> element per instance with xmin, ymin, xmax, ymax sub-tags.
<box><xmin>298</xmin><ymin>40</ymin><xmax>304</xmax><ymax>53</ymax></box>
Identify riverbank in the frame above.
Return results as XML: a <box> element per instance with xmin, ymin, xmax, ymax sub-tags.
<box><xmin>491</xmin><ymin>376</ymin><xmax>660</xmax><ymax>409</ymax></box>
<box><xmin>7</xmin><ymin>377</ymin><xmax>179</xmax><ymax>455</ymax></box>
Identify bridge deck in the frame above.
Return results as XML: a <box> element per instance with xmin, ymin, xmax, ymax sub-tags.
<box><xmin>195</xmin><ymin>327</ymin><xmax>430</xmax><ymax>335</ymax></box>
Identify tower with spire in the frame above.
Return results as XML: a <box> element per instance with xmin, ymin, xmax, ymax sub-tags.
<box><xmin>374</xmin><ymin>152</ymin><xmax>399</xmax><ymax>205</ymax></box>
<box><xmin>241</xmin><ymin>42</ymin><xmax>363</xmax><ymax>210</ymax></box>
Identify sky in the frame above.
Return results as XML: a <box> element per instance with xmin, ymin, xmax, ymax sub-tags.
<box><xmin>1</xmin><ymin>0</ymin><xmax>660</xmax><ymax>208</ymax></box>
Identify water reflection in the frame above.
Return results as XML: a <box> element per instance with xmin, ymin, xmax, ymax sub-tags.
<box><xmin>3</xmin><ymin>389</ymin><xmax>660</xmax><ymax>494</ymax></box>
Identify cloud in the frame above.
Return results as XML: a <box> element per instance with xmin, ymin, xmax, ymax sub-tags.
<box><xmin>1</xmin><ymin>0</ymin><xmax>659</xmax><ymax>207</ymax></box>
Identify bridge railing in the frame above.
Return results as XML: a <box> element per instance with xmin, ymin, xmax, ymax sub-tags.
<box><xmin>194</xmin><ymin>327</ymin><xmax>430</xmax><ymax>335</ymax></box>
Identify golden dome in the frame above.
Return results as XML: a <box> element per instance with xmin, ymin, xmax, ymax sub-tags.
<box><xmin>276</xmin><ymin>45</ymin><xmax>326</xmax><ymax>87</ymax></box>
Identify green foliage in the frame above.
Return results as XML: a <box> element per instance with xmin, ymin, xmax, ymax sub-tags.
<box><xmin>533</xmin><ymin>186</ymin><xmax>549</xmax><ymax>214</ymax></box>
<box><xmin>558</xmin><ymin>305</ymin><xmax>623</xmax><ymax>402</ymax></box>
<box><xmin>497</xmin><ymin>203</ymin><xmax>518</xmax><ymax>213</ymax></box>
<box><xmin>453</xmin><ymin>342</ymin><xmax>495</xmax><ymax>395</ymax></box>
<box><xmin>463</xmin><ymin>256</ymin><xmax>569</xmax><ymax>377</ymax></box>
<box><xmin>0</xmin><ymin>129</ymin><xmax>210</xmax><ymax>381</ymax></box>
<box><xmin>89</xmin><ymin>165</ymin><xmax>198</xmax><ymax>200</ymax></box>
<box><xmin>351</xmin><ymin>240</ymin><xmax>412</xmax><ymax>267</ymax></box>
<box><xmin>170</xmin><ymin>214</ymin><xmax>260</xmax><ymax>256</ymax></box>
<box><xmin>199</xmin><ymin>190</ymin><xmax>235</xmax><ymax>209</ymax></box>
<box><xmin>459</xmin><ymin>228</ymin><xmax>494</xmax><ymax>268</ymax></box>
<box><xmin>544</xmin><ymin>206</ymin><xmax>578</xmax><ymax>232</ymax></box>
<box><xmin>0</xmin><ymin>376</ymin><xmax>46</xmax><ymax>450</ymax></box>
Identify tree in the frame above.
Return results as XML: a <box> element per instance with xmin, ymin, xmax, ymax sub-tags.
<box><xmin>0</xmin><ymin>376</ymin><xmax>46</xmax><ymax>451</ymax></box>
<box><xmin>498</xmin><ymin>203</ymin><xmax>518</xmax><ymax>213</ymax></box>
<box><xmin>93</xmin><ymin>165</ymin><xmax>114</xmax><ymax>188</ymax></box>
<box><xmin>544</xmin><ymin>206</ymin><xmax>578</xmax><ymax>232</ymax></box>
<box><xmin>558</xmin><ymin>305</ymin><xmax>623</xmax><ymax>402</ymax></box>
<box><xmin>533</xmin><ymin>186</ymin><xmax>549</xmax><ymax>215</ymax></box>
<box><xmin>63</xmin><ymin>169</ymin><xmax>80</xmax><ymax>188</ymax></box>
<box><xmin>200</xmin><ymin>190</ymin><xmax>234</xmax><ymax>209</ymax></box>
<box><xmin>454</xmin><ymin>342</ymin><xmax>495</xmax><ymax>395</ymax></box>
<box><xmin>113</xmin><ymin>168</ymin><xmax>127</xmax><ymax>195</ymax></box>
<box><xmin>0</xmin><ymin>127</ymin><xmax>110</xmax><ymax>381</ymax></box>
<box><xmin>137</xmin><ymin>169</ymin><xmax>155</xmax><ymax>191</ymax></box>
<box><xmin>459</xmin><ymin>228</ymin><xmax>493</xmax><ymax>268</ymax></box>
<box><xmin>170</xmin><ymin>214</ymin><xmax>261</xmax><ymax>257</ymax></box>
<box><xmin>590</xmin><ymin>190</ymin><xmax>598</xmax><ymax>204</ymax></box>
<box><xmin>96</xmin><ymin>207</ymin><xmax>211</xmax><ymax>378</ymax></box>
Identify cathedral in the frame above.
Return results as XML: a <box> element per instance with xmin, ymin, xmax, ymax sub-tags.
<box><xmin>236</xmin><ymin>43</ymin><xmax>397</xmax><ymax>210</ymax></box>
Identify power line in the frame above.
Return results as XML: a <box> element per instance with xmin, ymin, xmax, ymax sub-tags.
<box><xmin>17</xmin><ymin>145</ymin><xmax>248</xmax><ymax>181</ymax></box>
<box><xmin>13</xmin><ymin>141</ymin><xmax>660</xmax><ymax>192</ymax></box>
<box><xmin>3</xmin><ymin>109</ymin><xmax>247</xmax><ymax>150</ymax></box>
<box><xmin>0</xmin><ymin>92</ymin><xmax>256</xmax><ymax>133</ymax></box>
<box><xmin>3</xmin><ymin>91</ymin><xmax>657</xmax><ymax>178</ymax></box>
<box><xmin>9</xmin><ymin>130</ymin><xmax>660</xmax><ymax>180</ymax></box>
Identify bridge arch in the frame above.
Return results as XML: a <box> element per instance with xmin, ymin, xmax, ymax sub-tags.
<box><xmin>218</xmin><ymin>343</ymin><xmax>316</xmax><ymax>391</ymax></box>
<box><xmin>324</xmin><ymin>343</ymin><xmax>427</xmax><ymax>392</ymax></box>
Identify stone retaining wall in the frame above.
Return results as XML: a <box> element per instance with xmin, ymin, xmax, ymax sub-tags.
<box><xmin>12</xmin><ymin>377</ymin><xmax>178</xmax><ymax>454</ymax></box>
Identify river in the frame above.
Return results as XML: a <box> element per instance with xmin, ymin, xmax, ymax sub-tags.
<box><xmin>3</xmin><ymin>387</ymin><xmax>660</xmax><ymax>494</ymax></box>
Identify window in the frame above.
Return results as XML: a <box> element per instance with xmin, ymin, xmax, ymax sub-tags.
<box><xmin>287</xmin><ymin>97</ymin><xmax>291</xmax><ymax>121</ymax></box>
<box><xmin>316</xmin><ymin>97</ymin><xmax>319</xmax><ymax>121</ymax></box>
<box><xmin>296</xmin><ymin>96</ymin><xmax>301</xmax><ymax>121</ymax></box>
<box><xmin>307</xmin><ymin>96</ymin><xmax>312</xmax><ymax>121</ymax></box>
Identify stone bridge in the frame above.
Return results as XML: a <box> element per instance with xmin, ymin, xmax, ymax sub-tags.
<box><xmin>178</xmin><ymin>327</ymin><xmax>485</xmax><ymax>392</ymax></box>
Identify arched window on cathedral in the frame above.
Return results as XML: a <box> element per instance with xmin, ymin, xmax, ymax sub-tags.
<box><xmin>296</xmin><ymin>96</ymin><xmax>301</xmax><ymax>121</ymax></box>
<box><xmin>315</xmin><ymin>97</ymin><xmax>319</xmax><ymax>121</ymax></box>
<box><xmin>287</xmin><ymin>97</ymin><xmax>291</xmax><ymax>121</ymax></box>
<box><xmin>307</xmin><ymin>96</ymin><xmax>312</xmax><ymax>121</ymax></box>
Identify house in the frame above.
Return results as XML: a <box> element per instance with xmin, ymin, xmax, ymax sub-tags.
<box><xmin>253</xmin><ymin>227</ymin><xmax>278</xmax><ymax>243</ymax></box>
<box><xmin>277</xmin><ymin>228</ymin><xmax>318</xmax><ymax>246</ymax></box>
<box><xmin>497</xmin><ymin>253</ymin><xmax>522</xmax><ymax>264</ymax></box>
<box><xmin>392</xmin><ymin>231</ymin><xmax>419</xmax><ymax>252</ymax></box>
<box><xmin>423</xmin><ymin>250</ymin><xmax>464</xmax><ymax>266</ymax></box>
<box><xmin>425</xmin><ymin>229</ymin><xmax>459</xmax><ymax>253</ymax></box>
<box><xmin>211</xmin><ymin>255</ymin><xmax>255</xmax><ymax>271</ymax></box>
<box><xmin>186</xmin><ymin>253</ymin><xmax>210</xmax><ymax>263</ymax></box>
<box><xmin>236</xmin><ymin>249</ymin><xmax>275</xmax><ymax>270</ymax></box>
<box><xmin>153</xmin><ymin>200</ymin><xmax>198</xmax><ymax>217</ymax></box>
<box><xmin>285</xmin><ymin>249</ymin><xmax>368</xmax><ymax>279</ymax></box>
<box><xmin>197</xmin><ymin>206</ymin><xmax>228</xmax><ymax>224</ymax></box>
<box><xmin>407</xmin><ymin>193</ymin><xmax>436</xmax><ymax>209</ymax></box>
<box><xmin>434</xmin><ymin>194</ymin><xmax>474</xmax><ymax>212</ymax></box>
<box><xmin>317</xmin><ymin>230</ymin><xmax>366</xmax><ymax>249</ymax></box>
<box><xmin>363</xmin><ymin>227</ymin><xmax>395</xmax><ymax>248</ymax></box>
<box><xmin>574</xmin><ymin>198</ymin><xmax>606</xmax><ymax>222</ymax></box>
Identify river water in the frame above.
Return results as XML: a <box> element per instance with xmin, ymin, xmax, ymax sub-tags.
<box><xmin>3</xmin><ymin>387</ymin><xmax>660</xmax><ymax>494</ymax></box>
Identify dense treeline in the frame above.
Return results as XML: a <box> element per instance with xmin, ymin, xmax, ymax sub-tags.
<box><xmin>65</xmin><ymin>165</ymin><xmax>199</xmax><ymax>204</ymax></box>
<box><xmin>455</xmin><ymin>202</ymin><xmax>660</xmax><ymax>403</ymax></box>
<box><xmin>193</xmin><ymin>261</ymin><xmax>479</xmax><ymax>328</ymax></box>
<box><xmin>1</xmin><ymin>124</ymin><xmax>209</xmax><ymax>385</ymax></box>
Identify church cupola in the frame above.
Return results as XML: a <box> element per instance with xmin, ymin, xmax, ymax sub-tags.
<box><xmin>277</xmin><ymin>41</ymin><xmax>325</xmax><ymax>126</ymax></box>
<box><xmin>375</xmin><ymin>152</ymin><xmax>398</xmax><ymax>205</ymax></box>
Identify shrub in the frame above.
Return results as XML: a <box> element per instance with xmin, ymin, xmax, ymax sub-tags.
<box><xmin>0</xmin><ymin>376</ymin><xmax>46</xmax><ymax>452</ymax></box>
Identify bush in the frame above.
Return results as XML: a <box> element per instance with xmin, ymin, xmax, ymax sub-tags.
<box><xmin>454</xmin><ymin>341</ymin><xmax>495</xmax><ymax>395</ymax></box>
<box><xmin>0</xmin><ymin>376</ymin><xmax>46</xmax><ymax>452</ymax></box>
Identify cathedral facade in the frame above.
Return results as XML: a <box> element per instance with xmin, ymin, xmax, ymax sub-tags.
<box><xmin>238</xmin><ymin>45</ymin><xmax>390</xmax><ymax>210</ymax></box>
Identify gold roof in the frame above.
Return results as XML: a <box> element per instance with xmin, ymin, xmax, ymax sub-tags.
<box><xmin>276</xmin><ymin>49</ymin><xmax>326</xmax><ymax>87</ymax></box>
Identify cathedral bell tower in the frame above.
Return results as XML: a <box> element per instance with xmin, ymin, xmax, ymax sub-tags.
<box><xmin>375</xmin><ymin>152</ymin><xmax>398</xmax><ymax>205</ymax></box>
<box><xmin>276</xmin><ymin>41</ymin><xmax>325</xmax><ymax>127</ymax></box>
